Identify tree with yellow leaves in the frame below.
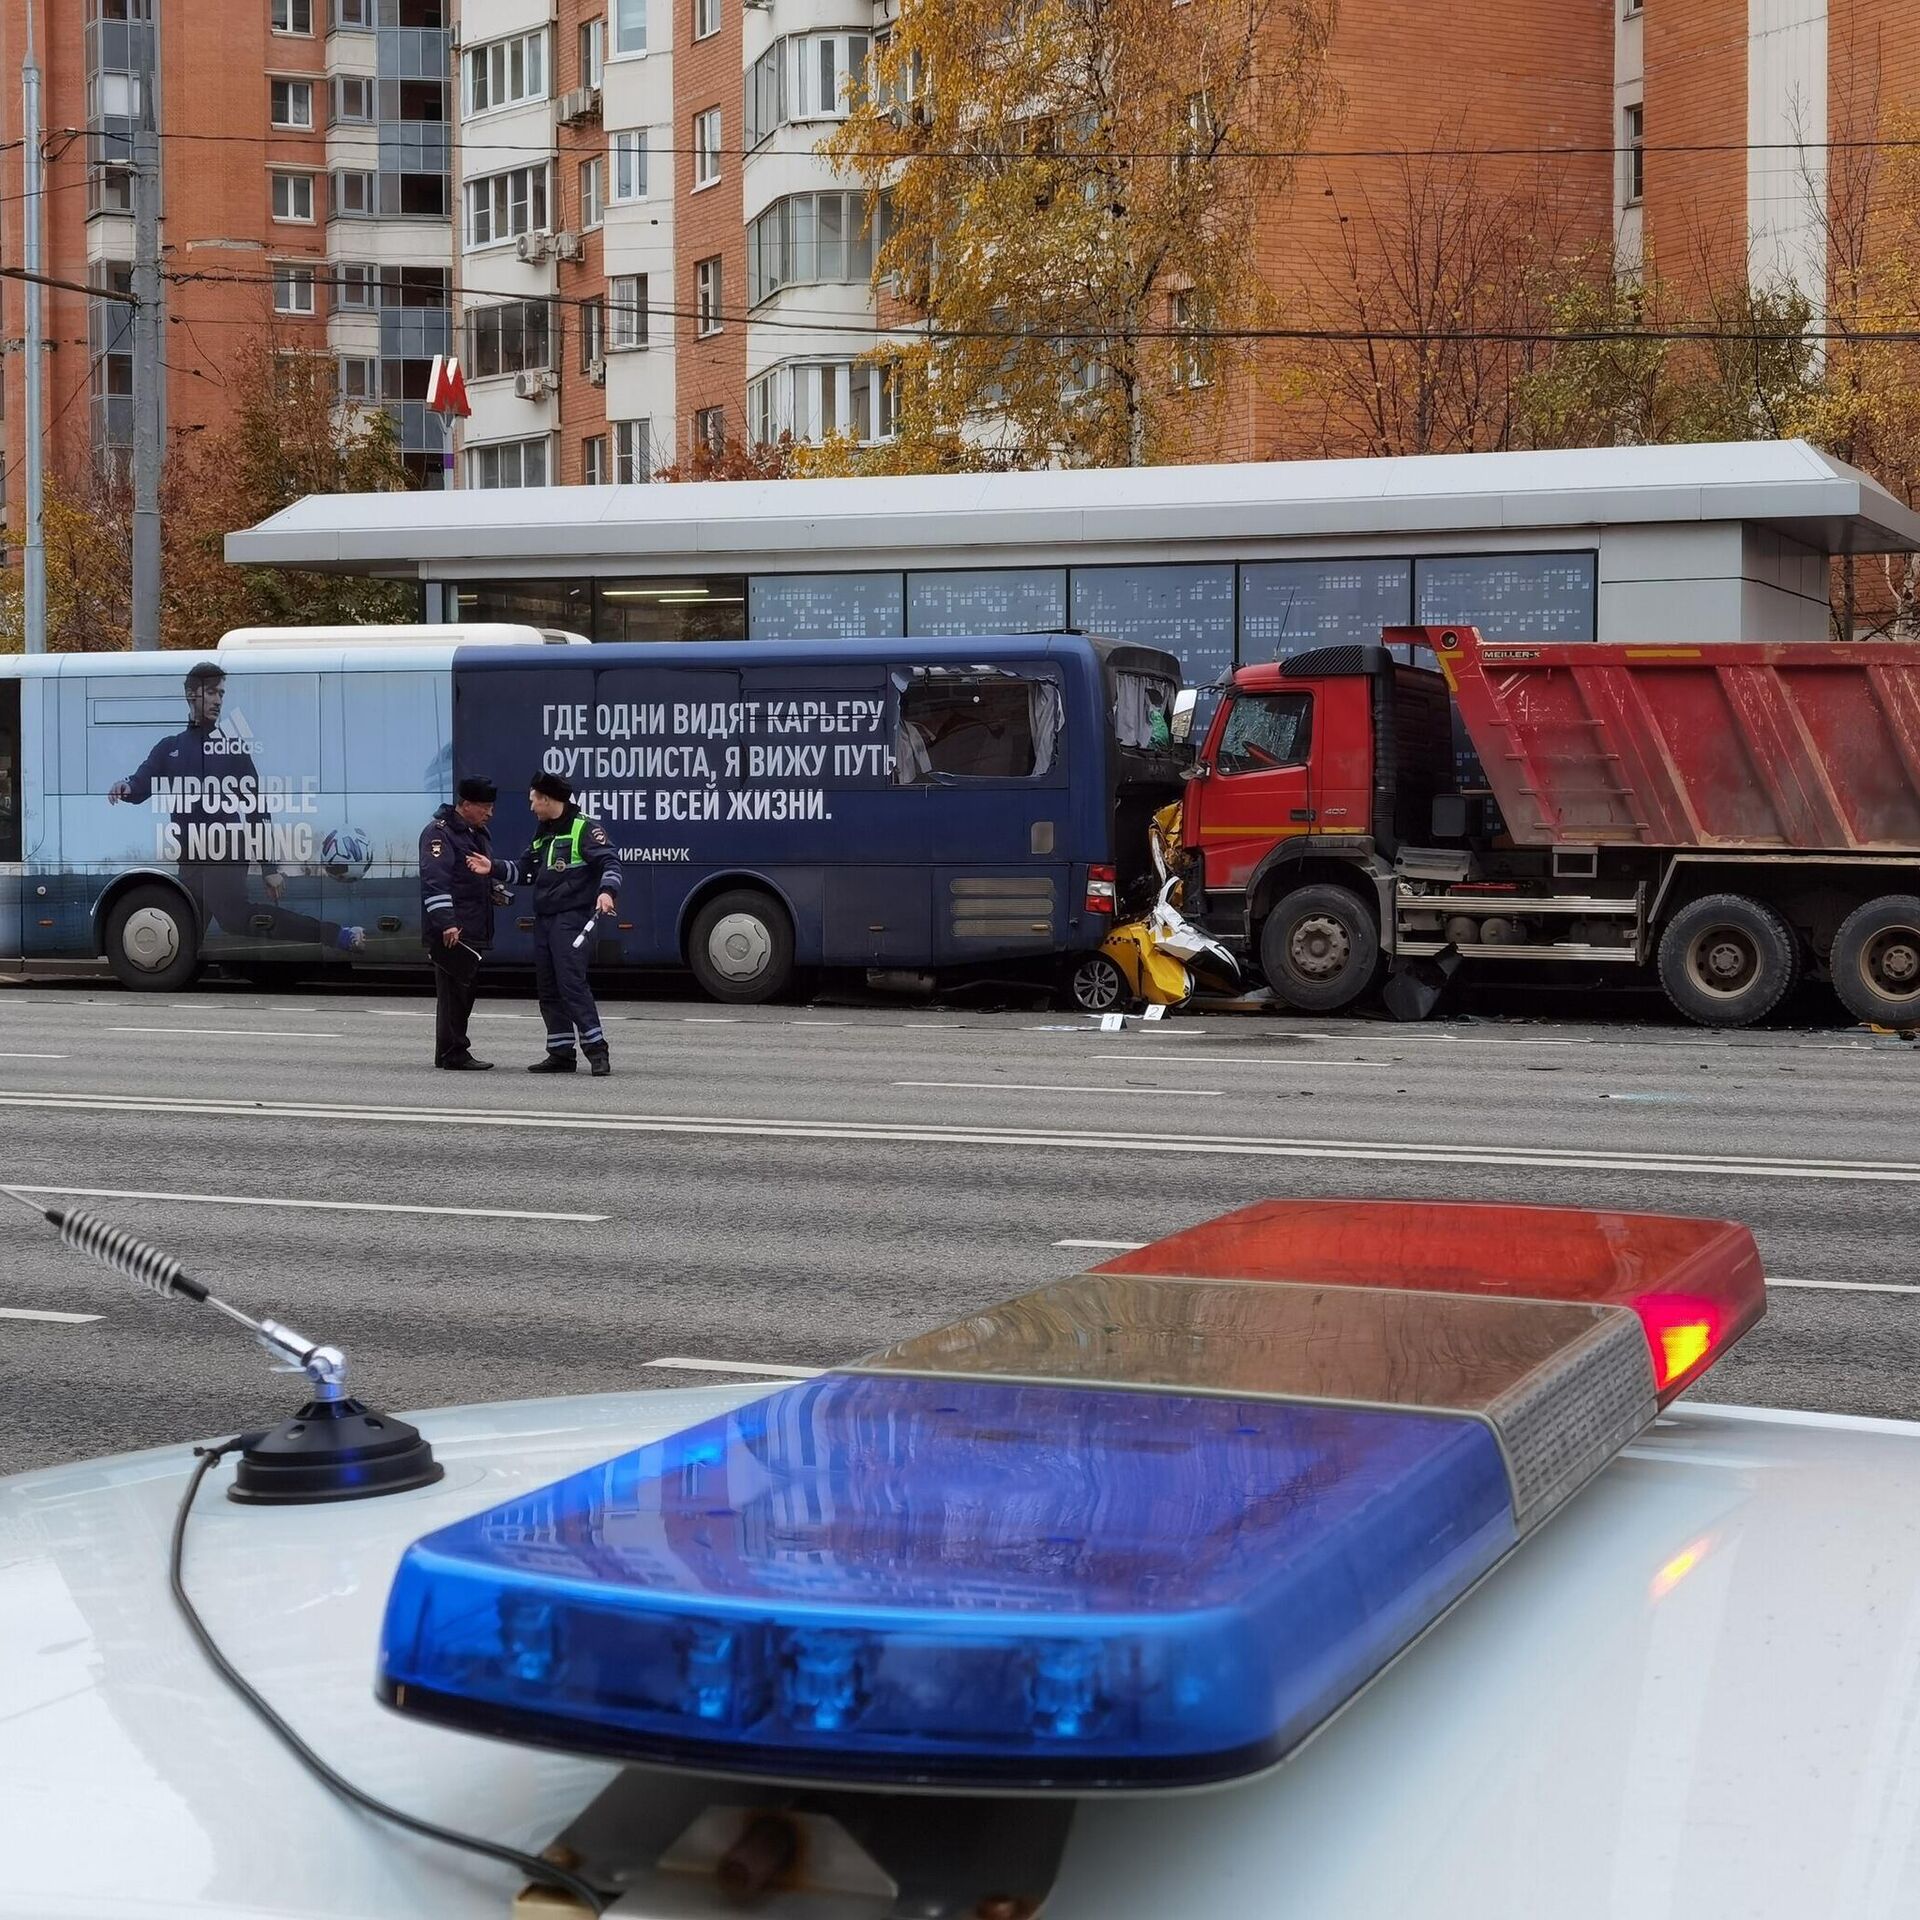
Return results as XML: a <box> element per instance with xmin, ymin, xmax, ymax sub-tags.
<box><xmin>824</xmin><ymin>0</ymin><xmax>1338</xmax><ymax>471</ymax></box>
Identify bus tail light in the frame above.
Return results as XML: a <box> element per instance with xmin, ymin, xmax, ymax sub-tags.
<box><xmin>1086</xmin><ymin>866</ymin><xmax>1116</xmax><ymax>915</ymax></box>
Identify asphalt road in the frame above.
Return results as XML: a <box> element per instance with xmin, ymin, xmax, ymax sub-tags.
<box><xmin>2</xmin><ymin>973</ymin><xmax>1917</xmax><ymax>1476</ymax></box>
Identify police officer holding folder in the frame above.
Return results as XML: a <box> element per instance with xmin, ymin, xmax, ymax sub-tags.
<box><xmin>418</xmin><ymin>777</ymin><xmax>502</xmax><ymax>1071</ymax></box>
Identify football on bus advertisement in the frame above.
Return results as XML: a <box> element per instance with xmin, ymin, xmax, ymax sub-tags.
<box><xmin>55</xmin><ymin>661</ymin><xmax>450</xmax><ymax>963</ymax></box>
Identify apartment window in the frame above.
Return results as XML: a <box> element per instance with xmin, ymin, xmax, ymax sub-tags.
<box><xmin>747</xmin><ymin>191</ymin><xmax>887</xmax><ymax>305</ymax></box>
<box><xmin>746</xmin><ymin>31</ymin><xmax>870</xmax><ymax>148</ymax></box>
<box><xmin>332</xmin><ymin>75</ymin><xmax>373</xmax><ymax>123</ymax></box>
<box><xmin>582</xmin><ymin>435</ymin><xmax>607</xmax><ymax>486</ymax></box>
<box><xmin>580</xmin><ymin>298</ymin><xmax>604</xmax><ymax>367</ymax></box>
<box><xmin>339</xmin><ymin>355</ymin><xmax>379</xmax><ymax>403</ymax></box>
<box><xmin>694</xmin><ymin>257</ymin><xmax>724</xmax><ymax>336</ymax></box>
<box><xmin>270</xmin><ymin>172</ymin><xmax>314</xmax><ymax>222</ymax></box>
<box><xmin>613</xmin><ymin>0</ymin><xmax>646</xmax><ymax>55</ymax></box>
<box><xmin>467</xmin><ymin>300</ymin><xmax>552</xmax><ymax>379</ymax></box>
<box><xmin>466</xmin><ymin>437</ymin><xmax>550</xmax><ymax>489</ymax></box>
<box><xmin>466</xmin><ymin>30</ymin><xmax>547</xmax><ymax>116</ymax></box>
<box><xmin>608</xmin><ymin>274</ymin><xmax>648</xmax><ymax>350</ymax></box>
<box><xmin>332</xmin><ymin>170</ymin><xmax>375</xmax><ymax>217</ymax></box>
<box><xmin>694</xmin><ymin>108</ymin><xmax>722</xmax><ymax>188</ymax></box>
<box><xmin>273</xmin><ymin>263</ymin><xmax>317</xmax><ymax>314</ymax></box>
<box><xmin>1624</xmin><ymin>0</ymin><xmax>1642</xmax><ymax>13</ymax></box>
<box><xmin>613</xmin><ymin>418</ymin><xmax>652</xmax><ymax>482</ymax></box>
<box><xmin>336</xmin><ymin>261</ymin><xmax>376</xmax><ymax>307</ymax></box>
<box><xmin>270</xmin><ymin>0</ymin><xmax>312</xmax><ymax>33</ymax></box>
<box><xmin>270</xmin><ymin>78</ymin><xmax>314</xmax><ymax>129</ymax></box>
<box><xmin>694</xmin><ymin>0</ymin><xmax>718</xmax><ymax>38</ymax></box>
<box><xmin>579</xmin><ymin>18</ymin><xmax>605</xmax><ymax>86</ymax></box>
<box><xmin>1169</xmin><ymin>289</ymin><xmax>1206</xmax><ymax>387</ymax></box>
<box><xmin>465</xmin><ymin>165</ymin><xmax>549</xmax><ymax>247</ymax></box>
<box><xmin>1623</xmin><ymin>102</ymin><xmax>1645</xmax><ymax>204</ymax></box>
<box><xmin>332</xmin><ymin>0</ymin><xmax>372</xmax><ymax>24</ymax></box>
<box><xmin>610</xmin><ymin>129</ymin><xmax>648</xmax><ymax>201</ymax></box>
<box><xmin>578</xmin><ymin>157</ymin><xmax>604</xmax><ymax>229</ymax></box>
<box><xmin>693</xmin><ymin>407</ymin><xmax>725</xmax><ymax>457</ymax></box>
<box><xmin>748</xmin><ymin>359</ymin><xmax>896</xmax><ymax>446</ymax></box>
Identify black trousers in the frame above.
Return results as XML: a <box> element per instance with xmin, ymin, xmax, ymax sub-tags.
<box><xmin>534</xmin><ymin>913</ymin><xmax>607</xmax><ymax>1058</ymax></box>
<box><xmin>430</xmin><ymin>940</ymin><xmax>480</xmax><ymax>1064</ymax></box>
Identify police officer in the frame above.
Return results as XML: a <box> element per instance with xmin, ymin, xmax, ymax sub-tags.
<box><xmin>418</xmin><ymin>776</ymin><xmax>502</xmax><ymax>1071</ymax></box>
<box><xmin>491</xmin><ymin>772</ymin><xmax>622</xmax><ymax>1076</ymax></box>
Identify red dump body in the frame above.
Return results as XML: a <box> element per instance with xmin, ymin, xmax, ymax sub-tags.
<box><xmin>1410</xmin><ymin>626</ymin><xmax>1920</xmax><ymax>851</ymax></box>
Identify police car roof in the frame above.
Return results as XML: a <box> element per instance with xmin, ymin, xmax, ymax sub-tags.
<box><xmin>7</xmin><ymin>1380</ymin><xmax>1919</xmax><ymax>1919</ymax></box>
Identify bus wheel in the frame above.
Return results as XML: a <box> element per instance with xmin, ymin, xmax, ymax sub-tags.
<box><xmin>105</xmin><ymin>884</ymin><xmax>199</xmax><ymax>992</ymax></box>
<box><xmin>1259</xmin><ymin>885</ymin><xmax>1379</xmax><ymax>1012</ymax></box>
<box><xmin>1657</xmin><ymin>893</ymin><xmax>1796</xmax><ymax>1027</ymax></box>
<box><xmin>1830</xmin><ymin>894</ymin><xmax>1920</xmax><ymax>1028</ymax></box>
<box><xmin>688</xmin><ymin>889</ymin><xmax>795</xmax><ymax>1004</ymax></box>
<box><xmin>1065</xmin><ymin>952</ymin><xmax>1130</xmax><ymax>1014</ymax></box>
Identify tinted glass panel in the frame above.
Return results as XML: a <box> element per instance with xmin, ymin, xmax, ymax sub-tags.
<box><xmin>899</xmin><ymin>677</ymin><xmax>1045</xmax><ymax>780</ymax></box>
<box><xmin>750</xmin><ymin>572</ymin><xmax>903</xmax><ymax>640</ymax></box>
<box><xmin>0</xmin><ymin>678</ymin><xmax>19</xmax><ymax>863</ymax></box>
<box><xmin>1240</xmin><ymin>560</ymin><xmax>1412</xmax><ymax>662</ymax></box>
<box><xmin>1070</xmin><ymin>564</ymin><xmax>1233</xmax><ymax>689</ymax></box>
<box><xmin>594</xmin><ymin>578</ymin><xmax>747</xmax><ymax>643</ymax></box>
<box><xmin>907</xmin><ymin>568</ymin><xmax>1067</xmax><ymax>636</ymax></box>
<box><xmin>1414</xmin><ymin>552</ymin><xmax>1596</xmax><ymax>641</ymax></box>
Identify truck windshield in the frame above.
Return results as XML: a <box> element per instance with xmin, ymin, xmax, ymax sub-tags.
<box><xmin>1217</xmin><ymin>692</ymin><xmax>1311</xmax><ymax>774</ymax></box>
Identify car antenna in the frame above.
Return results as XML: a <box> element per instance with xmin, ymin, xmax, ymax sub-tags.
<box><xmin>0</xmin><ymin>1185</ymin><xmax>441</xmax><ymax>1504</ymax></box>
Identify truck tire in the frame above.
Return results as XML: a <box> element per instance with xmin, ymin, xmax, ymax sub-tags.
<box><xmin>687</xmin><ymin>888</ymin><xmax>795</xmax><ymax>1004</ymax></box>
<box><xmin>1259</xmin><ymin>884</ymin><xmax>1380</xmax><ymax>1013</ymax></box>
<box><xmin>1830</xmin><ymin>894</ymin><xmax>1920</xmax><ymax>1028</ymax></box>
<box><xmin>104</xmin><ymin>883</ymin><xmax>200</xmax><ymax>992</ymax></box>
<box><xmin>1656</xmin><ymin>894</ymin><xmax>1796</xmax><ymax>1027</ymax></box>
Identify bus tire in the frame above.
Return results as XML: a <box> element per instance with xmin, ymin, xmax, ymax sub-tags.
<box><xmin>104</xmin><ymin>883</ymin><xmax>200</xmax><ymax>992</ymax></box>
<box><xmin>1259</xmin><ymin>884</ymin><xmax>1379</xmax><ymax>1012</ymax></box>
<box><xmin>1657</xmin><ymin>893</ymin><xmax>1796</xmax><ymax>1027</ymax></box>
<box><xmin>1830</xmin><ymin>894</ymin><xmax>1920</xmax><ymax>1028</ymax></box>
<box><xmin>687</xmin><ymin>889</ymin><xmax>794</xmax><ymax>1004</ymax></box>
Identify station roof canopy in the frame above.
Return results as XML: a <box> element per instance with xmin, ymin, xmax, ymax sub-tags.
<box><xmin>226</xmin><ymin>439</ymin><xmax>1920</xmax><ymax>578</ymax></box>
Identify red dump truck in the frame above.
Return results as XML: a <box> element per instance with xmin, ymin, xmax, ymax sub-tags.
<box><xmin>1178</xmin><ymin>625</ymin><xmax>1920</xmax><ymax>1027</ymax></box>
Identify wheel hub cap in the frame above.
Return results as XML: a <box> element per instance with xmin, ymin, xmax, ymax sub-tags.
<box><xmin>1865</xmin><ymin>928</ymin><xmax>1920</xmax><ymax>1000</ymax></box>
<box><xmin>123</xmin><ymin>906</ymin><xmax>180</xmax><ymax>972</ymax></box>
<box><xmin>1691</xmin><ymin>929</ymin><xmax>1757</xmax><ymax>994</ymax></box>
<box><xmin>708</xmin><ymin>913</ymin><xmax>771</xmax><ymax>981</ymax></box>
<box><xmin>1290</xmin><ymin>915</ymin><xmax>1349</xmax><ymax>980</ymax></box>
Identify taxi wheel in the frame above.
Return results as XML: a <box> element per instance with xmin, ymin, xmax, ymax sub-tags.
<box><xmin>1065</xmin><ymin>952</ymin><xmax>1130</xmax><ymax>1013</ymax></box>
<box><xmin>104</xmin><ymin>883</ymin><xmax>200</xmax><ymax>992</ymax></box>
<box><xmin>688</xmin><ymin>889</ymin><xmax>795</xmax><ymax>1004</ymax></box>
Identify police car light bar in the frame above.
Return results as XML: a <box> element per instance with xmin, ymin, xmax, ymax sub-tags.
<box><xmin>377</xmin><ymin>1200</ymin><xmax>1765</xmax><ymax>1794</ymax></box>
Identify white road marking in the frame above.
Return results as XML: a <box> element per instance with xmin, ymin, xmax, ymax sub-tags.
<box><xmin>895</xmin><ymin>1080</ymin><xmax>1224</xmax><ymax>1098</ymax></box>
<box><xmin>1766</xmin><ymin>1276</ymin><xmax>1920</xmax><ymax>1295</ymax></box>
<box><xmin>0</xmin><ymin>1051</ymin><xmax>68</xmax><ymax>1059</ymax></box>
<box><xmin>1054</xmin><ymin>1238</ymin><xmax>1149</xmax><ymax>1251</ymax></box>
<box><xmin>107</xmin><ymin>1025</ymin><xmax>344</xmax><ymax>1040</ymax></box>
<box><xmin>6</xmin><ymin>1183</ymin><xmax>608</xmax><ymax>1223</ymax></box>
<box><xmin>0</xmin><ymin>1305</ymin><xmax>103</xmax><ymax>1324</ymax></box>
<box><xmin>682</xmin><ymin>1017</ymin><xmax>739</xmax><ymax>1024</ymax></box>
<box><xmin>645</xmin><ymin>1356</ymin><xmax>826</xmax><ymax>1379</ymax></box>
<box><xmin>903</xmin><ymin>1022</ymin><xmax>963</xmax><ymax>1029</ymax></box>
<box><xmin>4</xmin><ymin>1089</ymin><xmax>1917</xmax><ymax>1184</ymax></box>
<box><xmin>1088</xmin><ymin>1054</ymin><xmax>1392</xmax><ymax>1068</ymax></box>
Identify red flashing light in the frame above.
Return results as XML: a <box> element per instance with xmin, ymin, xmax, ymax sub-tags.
<box><xmin>1086</xmin><ymin>865</ymin><xmax>1117</xmax><ymax>915</ymax></box>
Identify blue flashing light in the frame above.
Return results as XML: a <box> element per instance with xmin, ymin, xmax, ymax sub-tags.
<box><xmin>378</xmin><ymin>1374</ymin><xmax>1515</xmax><ymax>1790</ymax></box>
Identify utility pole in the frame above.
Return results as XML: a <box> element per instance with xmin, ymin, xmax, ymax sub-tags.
<box><xmin>130</xmin><ymin>85</ymin><xmax>163</xmax><ymax>650</ymax></box>
<box><xmin>21</xmin><ymin>0</ymin><xmax>46</xmax><ymax>654</ymax></box>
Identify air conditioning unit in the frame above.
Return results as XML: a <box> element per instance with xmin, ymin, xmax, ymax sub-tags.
<box><xmin>515</xmin><ymin>230</ymin><xmax>553</xmax><ymax>263</ymax></box>
<box><xmin>585</xmin><ymin>357</ymin><xmax>607</xmax><ymax>388</ymax></box>
<box><xmin>513</xmin><ymin>368</ymin><xmax>560</xmax><ymax>399</ymax></box>
<box><xmin>556</xmin><ymin>85</ymin><xmax>601</xmax><ymax>125</ymax></box>
<box><xmin>552</xmin><ymin>229</ymin><xmax>584</xmax><ymax>262</ymax></box>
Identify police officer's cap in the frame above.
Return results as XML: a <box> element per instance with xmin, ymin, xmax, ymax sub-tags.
<box><xmin>530</xmin><ymin>771</ymin><xmax>572</xmax><ymax>804</ymax></box>
<box><xmin>457</xmin><ymin>776</ymin><xmax>498</xmax><ymax>803</ymax></box>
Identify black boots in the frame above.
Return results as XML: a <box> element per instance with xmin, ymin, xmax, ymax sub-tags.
<box><xmin>528</xmin><ymin>1053</ymin><xmax>577</xmax><ymax>1074</ymax></box>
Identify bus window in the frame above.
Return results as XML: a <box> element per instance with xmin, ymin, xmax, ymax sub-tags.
<box><xmin>1113</xmin><ymin>669</ymin><xmax>1178</xmax><ymax>751</ymax></box>
<box><xmin>0</xmin><ymin>679</ymin><xmax>19</xmax><ymax>863</ymax></box>
<box><xmin>896</xmin><ymin>668</ymin><xmax>1062</xmax><ymax>783</ymax></box>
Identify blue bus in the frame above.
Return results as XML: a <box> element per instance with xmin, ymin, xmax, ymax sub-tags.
<box><xmin>0</xmin><ymin>627</ymin><xmax>1185</xmax><ymax>1004</ymax></box>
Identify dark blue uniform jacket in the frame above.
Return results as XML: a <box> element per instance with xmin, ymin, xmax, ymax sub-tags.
<box><xmin>498</xmin><ymin>807</ymin><xmax>623</xmax><ymax>921</ymax></box>
<box><xmin>418</xmin><ymin>804</ymin><xmax>499</xmax><ymax>948</ymax></box>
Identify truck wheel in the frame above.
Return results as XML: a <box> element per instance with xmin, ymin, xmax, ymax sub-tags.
<box><xmin>1065</xmin><ymin>952</ymin><xmax>1132</xmax><ymax>1014</ymax></box>
<box><xmin>1830</xmin><ymin>894</ymin><xmax>1920</xmax><ymax>1028</ymax></box>
<box><xmin>687</xmin><ymin>889</ymin><xmax>794</xmax><ymax>1004</ymax></box>
<box><xmin>1259</xmin><ymin>884</ymin><xmax>1380</xmax><ymax>1013</ymax></box>
<box><xmin>1657</xmin><ymin>894</ymin><xmax>1796</xmax><ymax>1027</ymax></box>
<box><xmin>104</xmin><ymin>883</ymin><xmax>200</xmax><ymax>992</ymax></box>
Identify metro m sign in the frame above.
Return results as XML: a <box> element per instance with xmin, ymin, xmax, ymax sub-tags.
<box><xmin>426</xmin><ymin>354</ymin><xmax>471</xmax><ymax>418</ymax></box>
